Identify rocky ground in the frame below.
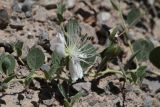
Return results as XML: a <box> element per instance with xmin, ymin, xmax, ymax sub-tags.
<box><xmin>1</xmin><ymin>0</ymin><xmax>160</xmax><ymax>107</ymax></box>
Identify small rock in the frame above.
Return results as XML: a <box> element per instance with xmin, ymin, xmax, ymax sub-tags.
<box><xmin>33</xmin><ymin>6</ymin><xmax>48</xmax><ymax>22</ymax></box>
<box><xmin>22</xmin><ymin>0</ymin><xmax>35</xmax><ymax>12</ymax></box>
<box><xmin>72</xmin><ymin>82</ymin><xmax>91</xmax><ymax>93</ymax></box>
<box><xmin>0</xmin><ymin>9</ymin><xmax>9</xmax><ymax>29</ymax></box>
<box><xmin>142</xmin><ymin>78</ymin><xmax>160</xmax><ymax>93</ymax></box>
<box><xmin>66</xmin><ymin>0</ymin><xmax>76</xmax><ymax>8</ymax></box>
<box><xmin>25</xmin><ymin>89</ymin><xmax>34</xmax><ymax>99</ymax></box>
<box><xmin>10</xmin><ymin>16</ymin><xmax>24</xmax><ymax>30</ymax></box>
<box><xmin>39</xmin><ymin>30</ymin><xmax>49</xmax><ymax>41</ymax></box>
<box><xmin>12</xmin><ymin>0</ymin><xmax>22</xmax><ymax>12</ymax></box>
<box><xmin>144</xmin><ymin>95</ymin><xmax>153</xmax><ymax>107</ymax></box>
<box><xmin>33</xmin><ymin>79</ymin><xmax>41</xmax><ymax>89</ymax></box>
<box><xmin>41</xmin><ymin>64</ymin><xmax>50</xmax><ymax>72</ymax></box>
<box><xmin>80</xmin><ymin>22</ymin><xmax>98</xmax><ymax>44</ymax></box>
<box><xmin>148</xmin><ymin>0</ymin><xmax>155</xmax><ymax>5</ymax></box>
<box><xmin>97</xmin><ymin>11</ymin><xmax>111</xmax><ymax>24</ymax></box>
<box><xmin>39</xmin><ymin>0</ymin><xmax>58</xmax><ymax>9</ymax></box>
<box><xmin>25</xmin><ymin>12</ymin><xmax>32</xmax><ymax>18</ymax></box>
<box><xmin>42</xmin><ymin>99</ymin><xmax>54</xmax><ymax>106</ymax></box>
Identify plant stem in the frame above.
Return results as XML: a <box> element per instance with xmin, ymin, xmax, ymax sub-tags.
<box><xmin>128</xmin><ymin>40</ymin><xmax>139</xmax><ymax>69</ymax></box>
<box><xmin>9</xmin><ymin>78</ymin><xmax>24</xmax><ymax>83</ymax></box>
<box><xmin>18</xmin><ymin>57</ymin><xmax>25</xmax><ymax>65</ymax></box>
<box><xmin>122</xmin><ymin>80</ymin><xmax>126</xmax><ymax>107</ymax></box>
<box><xmin>96</xmin><ymin>69</ymin><xmax>124</xmax><ymax>77</ymax></box>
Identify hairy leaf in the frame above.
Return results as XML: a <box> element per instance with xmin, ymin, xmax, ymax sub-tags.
<box><xmin>133</xmin><ymin>39</ymin><xmax>154</xmax><ymax>61</ymax></box>
<box><xmin>0</xmin><ymin>54</ymin><xmax>16</xmax><ymax>76</ymax></box>
<box><xmin>127</xmin><ymin>8</ymin><xmax>141</xmax><ymax>26</ymax></box>
<box><xmin>27</xmin><ymin>47</ymin><xmax>45</xmax><ymax>70</ymax></box>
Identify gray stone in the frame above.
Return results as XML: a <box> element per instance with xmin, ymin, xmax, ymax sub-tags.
<box><xmin>143</xmin><ymin>78</ymin><xmax>160</xmax><ymax>93</ymax></box>
<box><xmin>0</xmin><ymin>9</ymin><xmax>9</xmax><ymax>29</ymax></box>
<box><xmin>97</xmin><ymin>12</ymin><xmax>111</xmax><ymax>24</ymax></box>
<box><xmin>80</xmin><ymin>22</ymin><xmax>98</xmax><ymax>44</ymax></box>
<box><xmin>39</xmin><ymin>0</ymin><xmax>58</xmax><ymax>9</ymax></box>
<box><xmin>12</xmin><ymin>0</ymin><xmax>22</xmax><ymax>12</ymax></box>
<box><xmin>73</xmin><ymin>82</ymin><xmax>91</xmax><ymax>92</ymax></box>
<box><xmin>33</xmin><ymin>6</ymin><xmax>47</xmax><ymax>22</ymax></box>
<box><xmin>66</xmin><ymin>0</ymin><xmax>76</xmax><ymax>8</ymax></box>
<box><xmin>10</xmin><ymin>16</ymin><xmax>24</xmax><ymax>30</ymax></box>
<box><xmin>22</xmin><ymin>0</ymin><xmax>36</xmax><ymax>12</ymax></box>
<box><xmin>144</xmin><ymin>96</ymin><xmax>153</xmax><ymax>107</ymax></box>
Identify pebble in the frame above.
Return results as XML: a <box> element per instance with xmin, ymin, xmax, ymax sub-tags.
<box><xmin>0</xmin><ymin>9</ymin><xmax>9</xmax><ymax>29</ymax></box>
<box><xmin>10</xmin><ymin>16</ymin><xmax>24</xmax><ymax>30</ymax></box>
<box><xmin>33</xmin><ymin>6</ymin><xmax>48</xmax><ymax>22</ymax></box>
<box><xmin>22</xmin><ymin>0</ymin><xmax>35</xmax><ymax>12</ymax></box>
<box><xmin>144</xmin><ymin>95</ymin><xmax>153</xmax><ymax>107</ymax></box>
<box><xmin>66</xmin><ymin>0</ymin><xmax>76</xmax><ymax>8</ymax></box>
<box><xmin>97</xmin><ymin>11</ymin><xmax>111</xmax><ymax>24</ymax></box>
<box><xmin>12</xmin><ymin>0</ymin><xmax>22</xmax><ymax>12</ymax></box>
<box><xmin>39</xmin><ymin>0</ymin><xmax>58</xmax><ymax>9</ymax></box>
<box><xmin>73</xmin><ymin>82</ymin><xmax>91</xmax><ymax>93</ymax></box>
<box><xmin>80</xmin><ymin>22</ymin><xmax>98</xmax><ymax>44</ymax></box>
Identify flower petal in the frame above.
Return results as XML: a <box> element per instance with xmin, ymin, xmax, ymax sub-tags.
<box><xmin>56</xmin><ymin>33</ymin><xmax>66</xmax><ymax>44</ymax></box>
<box><xmin>69</xmin><ymin>58</ymin><xmax>83</xmax><ymax>81</ymax></box>
<box><xmin>55</xmin><ymin>43</ymin><xmax>65</xmax><ymax>58</ymax></box>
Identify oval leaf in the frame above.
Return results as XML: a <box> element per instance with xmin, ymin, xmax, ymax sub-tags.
<box><xmin>27</xmin><ymin>47</ymin><xmax>45</xmax><ymax>70</ymax></box>
<box><xmin>133</xmin><ymin>39</ymin><xmax>154</xmax><ymax>61</ymax></box>
<box><xmin>0</xmin><ymin>54</ymin><xmax>16</xmax><ymax>76</ymax></box>
<box><xmin>149</xmin><ymin>46</ymin><xmax>160</xmax><ymax>69</ymax></box>
<box><xmin>127</xmin><ymin>8</ymin><xmax>141</xmax><ymax>26</ymax></box>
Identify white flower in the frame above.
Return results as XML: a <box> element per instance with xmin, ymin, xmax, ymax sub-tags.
<box><xmin>54</xmin><ymin>32</ymin><xmax>96</xmax><ymax>81</ymax></box>
<box><xmin>69</xmin><ymin>57</ymin><xmax>83</xmax><ymax>81</ymax></box>
<box><xmin>54</xmin><ymin>33</ymin><xmax>66</xmax><ymax>58</ymax></box>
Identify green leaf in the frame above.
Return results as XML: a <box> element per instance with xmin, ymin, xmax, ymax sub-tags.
<box><xmin>46</xmin><ymin>51</ymin><xmax>62</xmax><ymax>79</ymax></box>
<box><xmin>149</xmin><ymin>46</ymin><xmax>160</xmax><ymax>69</ymax></box>
<box><xmin>130</xmin><ymin>66</ymin><xmax>146</xmax><ymax>84</ymax></box>
<box><xmin>126</xmin><ymin>8</ymin><xmax>141</xmax><ymax>26</ymax></box>
<box><xmin>3</xmin><ymin>75</ymin><xmax>15</xmax><ymax>83</ymax></box>
<box><xmin>15</xmin><ymin>40</ymin><xmax>23</xmax><ymax>57</ymax></box>
<box><xmin>136</xmin><ymin>66</ymin><xmax>146</xmax><ymax>82</ymax></box>
<box><xmin>101</xmin><ymin>44</ymin><xmax>122</xmax><ymax>59</ymax></box>
<box><xmin>66</xmin><ymin>19</ymin><xmax>80</xmax><ymax>38</ymax></box>
<box><xmin>57</xmin><ymin>3</ymin><xmax>66</xmax><ymax>22</ymax></box>
<box><xmin>27</xmin><ymin>47</ymin><xmax>45</xmax><ymax>70</ymax></box>
<box><xmin>57</xmin><ymin>3</ymin><xmax>66</xmax><ymax>15</ymax></box>
<box><xmin>58</xmin><ymin>84</ymin><xmax>67</xmax><ymax>99</ymax></box>
<box><xmin>133</xmin><ymin>39</ymin><xmax>154</xmax><ymax>61</ymax></box>
<box><xmin>0</xmin><ymin>54</ymin><xmax>16</xmax><ymax>76</ymax></box>
<box><xmin>110</xmin><ymin>0</ymin><xmax>119</xmax><ymax>11</ymax></box>
<box><xmin>70</xmin><ymin>91</ymin><xmax>84</xmax><ymax>105</ymax></box>
<box><xmin>24</xmin><ymin>70</ymin><xmax>35</xmax><ymax>87</ymax></box>
<box><xmin>24</xmin><ymin>77</ymin><xmax>32</xmax><ymax>88</ymax></box>
<box><xmin>64</xmin><ymin>99</ymin><xmax>71</xmax><ymax>107</ymax></box>
<box><xmin>124</xmin><ymin>50</ymin><xmax>141</xmax><ymax>71</ymax></box>
<box><xmin>80</xmin><ymin>44</ymin><xmax>97</xmax><ymax>69</ymax></box>
<box><xmin>130</xmin><ymin>72</ymin><xmax>137</xmax><ymax>84</ymax></box>
<box><xmin>0</xmin><ymin>83</ymin><xmax>8</xmax><ymax>91</ymax></box>
<box><xmin>98</xmin><ymin>44</ymin><xmax>122</xmax><ymax>71</ymax></box>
